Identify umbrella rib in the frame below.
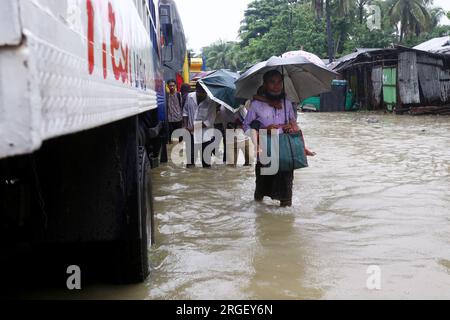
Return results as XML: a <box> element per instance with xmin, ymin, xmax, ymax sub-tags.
<box><xmin>236</xmin><ymin>57</ymin><xmax>336</xmax><ymax>101</ymax></box>
<box><xmin>198</xmin><ymin>80</ymin><xmax>240</xmax><ymax>113</ymax></box>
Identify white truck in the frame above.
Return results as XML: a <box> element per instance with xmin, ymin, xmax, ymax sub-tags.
<box><xmin>0</xmin><ymin>0</ymin><xmax>182</xmax><ymax>284</ymax></box>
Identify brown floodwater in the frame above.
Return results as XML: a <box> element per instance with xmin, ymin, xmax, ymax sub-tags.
<box><xmin>15</xmin><ymin>112</ymin><xmax>450</xmax><ymax>299</ymax></box>
<box><xmin>144</xmin><ymin>112</ymin><xmax>450</xmax><ymax>300</ymax></box>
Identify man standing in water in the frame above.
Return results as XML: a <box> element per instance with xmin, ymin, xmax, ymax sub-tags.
<box><xmin>166</xmin><ymin>80</ymin><xmax>183</xmax><ymax>143</ymax></box>
<box><xmin>183</xmin><ymin>82</ymin><xmax>217</xmax><ymax>168</ymax></box>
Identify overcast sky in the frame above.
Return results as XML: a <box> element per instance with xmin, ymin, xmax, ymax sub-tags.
<box><xmin>173</xmin><ymin>0</ymin><xmax>252</xmax><ymax>52</ymax></box>
<box><xmin>434</xmin><ymin>0</ymin><xmax>450</xmax><ymax>25</ymax></box>
<box><xmin>173</xmin><ymin>0</ymin><xmax>450</xmax><ymax>53</ymax></box>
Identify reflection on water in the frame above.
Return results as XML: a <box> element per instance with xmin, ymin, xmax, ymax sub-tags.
<box><xmin>147</xmin><ymin>112</ymin><xmax>450</xmax><ymax>300</ymax></box>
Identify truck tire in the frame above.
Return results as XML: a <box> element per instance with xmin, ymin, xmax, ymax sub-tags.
<box><xmin>131</xmin><ymin>146</ymin><xmax>154</xmax><ymax>280</ymax></box>
<box><xmin>18</xmin><ymin>116</ymin><xmax>156</xmax><ymax>285</ymax></box>
<box><xmin>112</xmin><ymin>121</ymin><xmax>155</xmax><ymax>284</ymax></box>
<box><xmin>140</xmin><ymin>147</ymin><xmax>155</xmax><ymax>247</ymax></box>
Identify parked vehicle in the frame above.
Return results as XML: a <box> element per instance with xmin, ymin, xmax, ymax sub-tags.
<box><xmin>0</xmin><ymin>0</ymin><xmax>185</xmax><ymax>284</ymax></box>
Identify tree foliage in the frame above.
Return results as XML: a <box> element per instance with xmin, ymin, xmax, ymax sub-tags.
<box><xmin>201</xmin><ymin>0</ymin><xmax>450</xmax><ymax>71</ymax></box>
<box><xmin>202</xmin><ymin>40</ymin><xmax>246</xmax><ymax>72</ymax></box>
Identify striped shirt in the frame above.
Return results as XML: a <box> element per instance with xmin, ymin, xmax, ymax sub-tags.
<box><xmin>167</xmin><ymin>93</ymin><xmax>182</xmax><ymax>122</ymax></box>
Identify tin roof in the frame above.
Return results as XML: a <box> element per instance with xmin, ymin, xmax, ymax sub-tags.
<box><xmin>330</xmin><ymin>48</ymin><xmax>395</xmax><ymax>71</ymax></box>
<box><xmin>413</xmin><ymin>36</ymin><xmax>450</xmax><ymax>54</ymax></box>
<box><xmin>331</xmin><ymin>45</ymin><xmax>450</xmax><ymax>72</ymax></box>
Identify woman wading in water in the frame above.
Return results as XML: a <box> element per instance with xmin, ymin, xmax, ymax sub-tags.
<box><xmin>243</xmin><ymin>70</ymin><xmax>315</xmax><ymax>207</ymax></box>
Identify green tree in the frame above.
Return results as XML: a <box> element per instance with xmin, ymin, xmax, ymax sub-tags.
<box><xmin>388</xmin><ymin>0</ymin><xmax>432</xmax><ymax>42</ymax></box>
<box><xmin>202</xmin><ymin>40</ymin><xmax>245</xmax><ymax>72</ymax></box>
<box><xmin>355</xmin><ymin>0</ymin><xmax>370</xmax><ymax>24</ymax></box>
<box><xmin>239</xmin><ymin>0</ymin><xmax>293</xmax><ymax>47</ymax></box>
<box><xmin>402</xmin><ymin>24</ymin><xmax>450</xmax><ymax>47</ymax></box>
<box><xmin>429</xmin><ymin>7</ymin><xmax>446</xmax><ymax>29</ymax></box>
<box><xmin>312</xmin><ymin>0</ymin><xmax>324</xmax><ymax>19</ymax></box>
<box><xmin>242</xmin><ymin>3</ymin><xmax>328</xmax><ymax>62</ymax></box>
<box><xmin>325</xmin><ymin>0</ymin><xmax>333</xmax><ymax>61</ymax></box>
<box><xmin>343</xmin><ymin>23</ymin><xmax>396</xmax><ymax>53</ymax></box>
<box><xmin>220</xmin><ymin>0</ymin><xmax>449</xmax><ymax>67</ymax></box>
<box><xmin>314</xmin><ymin>0</ymin><xmax>358</xmax><ymax>61</ymax></box>
<box><xmin>341</xmin><ymin>0</ymin><xmax>397</xmax><ymax>54</ymax></box>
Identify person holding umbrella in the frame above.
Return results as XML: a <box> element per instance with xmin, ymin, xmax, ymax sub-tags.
<box><xmin>183</xmin><ymin>82</ymin><xmax>217</xmax><ymax>168</ymax></box>
<box><xmin>243</xmin><ymin>70</ymin><xmax>315</xmax><ymax>207</ymax></box>
<box><xmin>237</xmin><ymin>54</ymin><xmax>336</xmax><ymax>207</ymax></box>
<box><xmin>197</xmin><ymin>69</ymin><xmax>247</xmax><ymax>165</ymax></box>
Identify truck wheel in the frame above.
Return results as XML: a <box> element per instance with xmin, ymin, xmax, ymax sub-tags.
<box><xmin>135</xmin><ymin>146</ymin><xmax>154</xmax><ymax>276</ymax></box>
<box><xmin>140</xmin><ymin>147</ymin><xmax>155</xmax><ymax>247</ymax></box>
<box><xmin>0</xmin><ymin>115</ymin><xmax>157</xmax><ymax>285</ymax></box>
<box><xmin>114</xmin><ymin>146</ymin><xmax>155</xmax><ymax>284</ymax></box>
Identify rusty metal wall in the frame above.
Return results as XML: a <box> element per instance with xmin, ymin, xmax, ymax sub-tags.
<box><xmin>371</xmin><ymin>66</ymin><xmax>383</xmax><ymax>108</ymax></box>
<box><xmin>417</xmin><ymin>54</ymin><xmax>443</xmax><ymax>104</ymax></box>
<box><xmin>398</xmin><ymin>51</ymin><xmax>420</xmax><ymax>105</ymax></box>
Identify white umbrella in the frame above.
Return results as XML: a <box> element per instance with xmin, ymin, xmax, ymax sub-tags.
<box><xmin>282</xmin><ymin>50</ymin><xmax>326</xmax><ymax>67</ymax></box>
<box><xmin>235</xmin><ymin>55</ymin><xmax>338</xmax><ymax>103</ymax></box>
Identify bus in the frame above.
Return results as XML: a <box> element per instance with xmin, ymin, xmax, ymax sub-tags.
<box><xmin>160</xmin><ymin>0</ymin><xmax>188</xmax><ymax>86</ymax></box>
<box><xmin>158</xmin><ymin>0</ymin><xmax>188</xmax><ymax>161</ymax></box>
<box><xmin>0</xmin><ymin>0</ymin><xmax>185</xmax><ymax>284</ymax></box>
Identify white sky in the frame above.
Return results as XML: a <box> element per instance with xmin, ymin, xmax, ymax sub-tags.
<box><xmin>434</xmin><ymin>0</ymin><xmax>450</xmax><ymax>25</ymax></box>
<box><xmin>173</xmin><ymin>0</ymin><xmax>252</xmax><ymax>52</ymax></box>
<box><xmin>173</xmin><ymin>0</ymin><xmax>450</xmax><ymax>53</ymax></box>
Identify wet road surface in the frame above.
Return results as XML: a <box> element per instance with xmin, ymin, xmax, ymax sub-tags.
<box><xmin>146</xmin><ymin>112</ymin><xmax>450</xmax><ymax>299</ymax></box>
<box><xmin>15</xmin><ymin>112</ymin><xmax>450</xmax><ymax>299</ymax></box>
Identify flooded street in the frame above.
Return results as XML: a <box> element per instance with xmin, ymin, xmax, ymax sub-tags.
<box><xmin>18</xmin><ymin>112</ymin><xmax>450</xmax><ymax>300</ymax></box>
<box><xmin>4</xmin><ymin>0</ymin><xmax>450</xmax><ymax>304</ymax></box>
<box><xmin>147</xmin><ymin>112</ymin><xmax>450</xmax><ymax>300</ymax></box>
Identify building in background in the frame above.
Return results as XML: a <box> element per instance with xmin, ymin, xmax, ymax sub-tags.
<box><xmin>332</xmin><ymin>43</ymin><xmax>450</xmax><ymax>115</ymax></box>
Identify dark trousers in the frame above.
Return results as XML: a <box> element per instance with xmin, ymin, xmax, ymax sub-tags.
<box><xmin>214</xmin><ymin>123</ymin><xmax>226</xmax><ymax>162</ymax></box>
<box><xmin>255</xmin><ymin>163</ymin><xmax>293</xmax><ymax>203</ymax></box>
<box><xmin>168</xmin><ymin>121</ymin><xmax>183</xmax><ymax>143</ymax></box>
<box><xmin>227</xmin><ymin>139</ymin><xmax>251</xmax><ymax>166</ymax></box>
<box><xmin>201</xmin><ymin>139</ymin><xmax>214</xmax><ymax>168</ymax></box>
<box><xmin>186</xmin><ymin>133</ymin><xmax>214</xmax><ymax>168</ymax></box>
<box><xmin>187</xmin><ymin>133</ymin><xmax>195</xmax><ymax>165</ymax></box>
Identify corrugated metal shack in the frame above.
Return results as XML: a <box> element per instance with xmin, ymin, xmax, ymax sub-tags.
<box><xmin>332</xmin><ymin>45</ymin><xmax>450</xmax><ymax>115</ymax></box>
<box><xmin>413</xmin><ymin>36</ymin><xmax>450</xmax><ymax>55</ymax></box>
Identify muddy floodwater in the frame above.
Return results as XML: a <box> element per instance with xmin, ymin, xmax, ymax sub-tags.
<box><xmin>144</xmin><ymin>112</ymin><xmax>450</xmax><ymax>300</ymax></box>
<box><xmin>19</xmin><ymin>112</ymin><xmax>450</xmax><ymax>299</ymax></box>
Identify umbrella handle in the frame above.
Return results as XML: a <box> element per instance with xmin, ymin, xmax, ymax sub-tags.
<box><xmin>282</xmin><ymin>66</ymin><xmax>288</xmax><ymax>126</ymax></box>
